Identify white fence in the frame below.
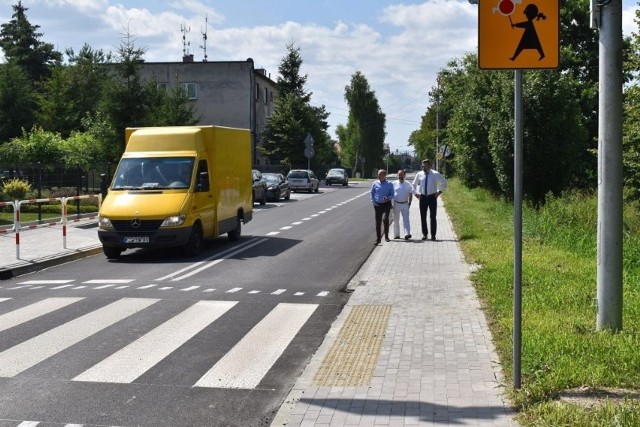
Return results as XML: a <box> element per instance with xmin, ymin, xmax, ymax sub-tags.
<box><xmin>1</xmin><ymin>194</ymin><xmax>101</xmax><ymax>259</ymax></box>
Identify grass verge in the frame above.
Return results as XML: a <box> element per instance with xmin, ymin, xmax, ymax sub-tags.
<box><xmin>444</xmin><ymin>178</ymin><xmax>640</xmax><ymax>426</ymax></box>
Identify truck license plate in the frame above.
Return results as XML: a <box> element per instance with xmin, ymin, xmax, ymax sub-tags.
<box><xmin>124</xmin><ymin>237</ymin><xmax>149</xmax><ymax>243</ymax></box>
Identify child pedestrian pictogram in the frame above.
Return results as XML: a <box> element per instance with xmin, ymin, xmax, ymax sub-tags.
<box><xmin>478</xmin><ymin>0</ymin><xmax>558</xmax><ymax>69</ymax></box>
<box><xmin>509</xmin><ymin>4</ymin><xmax>547</xmax><ymax>61</ymax></box>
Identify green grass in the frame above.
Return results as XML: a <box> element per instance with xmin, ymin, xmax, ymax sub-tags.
<box><xmin>444</xmin><ymin>179</ymin><xmax>640</xmax><ymax>426</ymax></box>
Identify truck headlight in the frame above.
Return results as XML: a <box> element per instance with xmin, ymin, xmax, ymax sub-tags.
<box><xmin>98</xmin><ymin>216</ymin><xmax>113</xmax><ymax>228</ymax></box>
<box><xmin>161</xmin><ymin>214</ymin><xmax>186</xmax><ymax>227</ymax></box>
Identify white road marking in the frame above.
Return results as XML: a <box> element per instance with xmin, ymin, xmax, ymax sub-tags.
<box><xmin>114</xmin><ymin>286</ymin><xmax>129</xmax><ymax>289</ymax></box>
<box><xmin>302</xmin><ymin>217</ymin><xmax>311</xmax><ymax>221</ymax></box>
<box><xmin>170</xmin><ymin>238</ymin><xmax>268</xmax><ymax>281</ymax></box>
<box><xmin>0</xmin><ymin>298</ymin><xmax>84</xmax><ymax>333</ymax></box>
<box><xmin>271</xmin><ymin>289</ymin><xmax>286</xmax><ymax>295</ymax></box>
<box><xmin>83</xmin><ymin>279</ymin><xmax>133</xmax><ymax>284</ymax></box>
<box><xmin>73</xmin><ymin>300</ymin><xmax>237</xmax><ymax>384</ymax></box>
<box><xmin>180</xmin><ymin>286</ymin><xmax>200</xmax><ymax>292</ymax></box>
<box><xmin>248</xmin><ymin>290</ymin><xmax>260</xmax><ymax>294</ymax></box>
<box><xmin>71</xmin><ymin>286</ymin><xmax>87</xmax><ymax>290</ymax></box>
<box><xmin>93</xmin><ymin>285</ymin><xmax>114</xmax><ymax>289</ymax></box>
<box><xmin>294</xmin><ymin>292</ymin><xmax>304</xmax><ymax>296</ymax></box>
<box><xmin>137</xmin><ymin>284</ymin><xmax>156</xmax><ymax>290</ymax></box>
<box><xmin>226</xmin><ymin>288</ymin><xmax>242</xmax><ymax>293</ymax></box>
<box><xmin>8</xmin><ymin>285</ymin><xmax>31</xmax><ymax>290</ymax></box>
<box><xmin>203</xmin><ymin>289</ymin><xmax>216</xmax><ymax>293</ymax></box>
<box><xmin>0</xmin><ymin>298</ymin><xmax>159</xmax><ymax>377</ymax></box>
<box><xmin>0</xmin><ymin>298</ymin><xmax>11</xmax><ymax>303</ymax></box>
<box><xmin>279</xmin><ymin>226</ymin><xmax>292</xmax><ymax>230</ymax></box>
<box><xmin>159</xmin><ymin>287</ymin><xmax>173</xmax><ymax>290</ymax></box>
<box><xmin>30</xmin><ymin>286</ymin><xmax>44</xmax><ymax>289</ymax></box>
<box><xmin>266</xmin><ymin>231</ymin><xmax>280</xmax><ymax>236</ymax></box>
<box><xmin>18</xmin><ymin>280</ymin><xmax>73</xmax><ymax>285</ymax></box>
<box><xmin>194</xmin><ymin>303</ymin><xmax>318</xmax><ymax>389</ymax></box>
<box><xmin>291</xmin><ymin>222</ymin><xmax>303</xmax><ymax>225</ymax></box>
<box><xmin>155</xmin><ymin>238</ymin><xmax>262</xmax><ymax>281</ymax></box>
<box><xmin>51</xmin><ymin>285</ymin><xmax>74</xmax><ymax>290</ymax></box>
<box><xmin>316</xmin><ymin>291</ymin><xmax>330</xmax><ymax>297</ymax></box>
<box><xmin>17</xmin><ymin>422</ymin><xmax>39</xmax><ymax>427</ymax></box>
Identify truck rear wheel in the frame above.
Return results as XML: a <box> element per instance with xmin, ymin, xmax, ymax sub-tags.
<box><xmin>183</xmin><ymin>223</ymin><xmax>203</xmax><ymax>256</ymax></box>
<box><xmin>228</xmin><ymin>219</ymin><xmax>241</xmax><ymax>241</ymax></box>
<box><xmin>103</xmin><ymin>246</ymin><xmax>122</xmax><ymax>259</ymax></box>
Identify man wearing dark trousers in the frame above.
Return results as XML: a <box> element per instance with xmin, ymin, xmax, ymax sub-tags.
<box><xmin>370</xmin><ymin>169</ymin><xmax>395</xmax><ymax>245</ymax></box>
<box><xmin>412</xmin><ymin>159</ymin><xmax>447</xmax><ymax>241</ymax></box>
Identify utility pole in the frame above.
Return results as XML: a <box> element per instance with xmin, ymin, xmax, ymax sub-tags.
<box><xmin>595</xmin><ymin>0</ymin><xmax>623</xmax><ymax>331</ymax></box>
<box><xmin>435</xmin><ymin>76</ymin><xmax>440</xmax><ymax>171</ymax></box>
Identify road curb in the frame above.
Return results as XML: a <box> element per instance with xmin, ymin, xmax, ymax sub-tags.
<box><xmin>0</xmin><ymin>246</ymin><xmax>103</xmax><ymax>280</ymax></box>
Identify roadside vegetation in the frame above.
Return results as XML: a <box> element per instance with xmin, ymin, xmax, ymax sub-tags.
<box><xmin>445</xmin><ymin>178</ymin><xmax>640</xmax><ymax>426</ymax></box>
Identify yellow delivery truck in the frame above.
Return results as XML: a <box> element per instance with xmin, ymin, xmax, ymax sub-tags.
<box><xmin>98</xmin><ymin>126</ymin><xmax>253</xmax><ymax>259</ymax></box>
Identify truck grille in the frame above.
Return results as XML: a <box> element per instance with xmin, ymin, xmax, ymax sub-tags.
<box><xmin>111</xmin><ymin>220</ymin><xmax>163</xmax><ymax>235</ymax></box>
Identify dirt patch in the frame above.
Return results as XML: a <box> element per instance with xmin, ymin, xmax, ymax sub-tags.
<box><xmin>558</xmin><ymin>386</ymin><xmax>640</xmax><ymax>409</ymax></box>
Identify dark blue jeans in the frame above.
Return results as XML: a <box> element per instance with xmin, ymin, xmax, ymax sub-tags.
<box><xmin>419</xmin><ymin>195</ymin><xmax>438</xmax><ymax>238</ymax></box>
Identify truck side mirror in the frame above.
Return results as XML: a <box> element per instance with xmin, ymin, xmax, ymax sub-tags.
<box><xmin>196</xmin><ymin>171</ymin><xmax>209</xmax><ymax>192</ymax></box>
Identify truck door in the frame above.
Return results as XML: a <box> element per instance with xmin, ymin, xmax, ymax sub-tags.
<box><xmin>194</xmin><ymin>159</ymin><xmax>215</xmax><ymax>237</ymax></box>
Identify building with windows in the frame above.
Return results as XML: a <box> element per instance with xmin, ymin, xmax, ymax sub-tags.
<box><xmin>137</xmin><ymin>56</ymin><xmax>277</xmax><ymax>166</ymax></box>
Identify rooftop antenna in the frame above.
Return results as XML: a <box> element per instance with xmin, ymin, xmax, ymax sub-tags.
<box><xmin>181</xmin><ymin>24</ymin><xmax>191</xmax><ymax>56</ymax></box>
<box><xmin>200</xmin><ymin>15</ymin><xmax>209</xmax><ymax>62</ymax></box>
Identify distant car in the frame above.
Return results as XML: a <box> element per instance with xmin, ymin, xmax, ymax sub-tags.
<box><xmin>252</xmin><ymin>169</ymin><xmax>267</xmax><ymax>205</ymax></box>
<box><xmin>263</xmin><ymin>173</ymin><xmax>291</xmax><ymax>201</ymax></box>
<box><xmin>325</xmin><ymin>168</ymin><xmax>349</xmax><ymax>187</ymax></box>
<box><xmin>287</xmin><ymin>169</ymin><xmax>320</xmax><ymax>193</ymax></box>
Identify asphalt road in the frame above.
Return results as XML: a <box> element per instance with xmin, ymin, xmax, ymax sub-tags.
<box><xmin>0</xmin><ymin>183</ymin><xmax>375</xmax><ymax>427</ymax></box>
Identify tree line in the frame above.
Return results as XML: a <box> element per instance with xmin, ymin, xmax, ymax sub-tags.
<box><xmin>409</xmin><ymin>0</ymin><xmax>640</xmax><ymax>206</ymax></box>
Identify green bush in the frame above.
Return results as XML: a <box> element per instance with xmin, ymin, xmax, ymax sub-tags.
<box><xmin>1</xmin><ymin>179</ymin><xmax>31</xmax><ymax>201</ymax></box>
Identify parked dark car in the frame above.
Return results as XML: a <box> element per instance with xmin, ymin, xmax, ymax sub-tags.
<box><xmin>287</xmin><ymin>169</ymin><xmax>320</xmax><ymax>193</ymax></box>
<box><xmin>325</xmin><ymin>168</ymin><xmax>349</xmax><ymax>186</ymax></box>
<box><xmin>263</xmin><ymin>173</ymin><xmax>291</xmax><ymax>201</ymax></box>
<box><xmin>252</xmin><ymin>169</ymin><xmax>267</xmax><ymax>205</ymax></box>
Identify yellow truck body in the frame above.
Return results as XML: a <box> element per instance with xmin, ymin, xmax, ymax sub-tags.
<box><xmin>98</xmin><ymin>126</ymin><xmax>252</xmax><ymax>258</ymax></box>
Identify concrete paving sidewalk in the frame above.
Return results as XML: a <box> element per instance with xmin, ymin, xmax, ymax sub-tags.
<box><xmin>0</xmin><ymin>220</ymin><xmax>102</xmax><ymax>279</ymax></box>
<box><xmin>271</xmin><ymin>200</ymin><xmax>516</xmax><ymax>426</ymax></box>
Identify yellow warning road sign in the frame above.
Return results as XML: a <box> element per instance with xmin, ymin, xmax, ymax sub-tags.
<box><xmin>479</xmin><ymin>0</ymin><xmax>559</xmax><ymax>69</ymax></box>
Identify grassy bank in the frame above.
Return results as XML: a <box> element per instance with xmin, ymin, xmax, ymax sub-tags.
<box><xmin>444</xmin><ymin>178</ymin><xmax>640</xmax><ymax>426</ymax></box>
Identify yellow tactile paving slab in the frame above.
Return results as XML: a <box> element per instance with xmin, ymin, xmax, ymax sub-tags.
<box><xmin>313</xmin><ymin>304</ymin><xmax>391</xmax><ymax>387</ymax></box>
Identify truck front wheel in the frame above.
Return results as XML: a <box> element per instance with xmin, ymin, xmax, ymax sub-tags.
<box><xmin>183</xmin><ymin>223</ymin><xmax>203</xmax><ymax>256</ymax></box>
<box><xmin>103</xmin><ymin>246</ymin><xmax>123</xmax><ymax>259</ymax></box>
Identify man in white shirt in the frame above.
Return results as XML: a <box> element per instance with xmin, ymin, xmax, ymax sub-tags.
<box><xmin>392</xmin><ymin>169</ymin><xmax>413</xmax><ymax>240</ymax></box>
<box><xmin>412</xmin><ymin>159</ymin><xmax>447</xmax><ymax>241</ymax></box>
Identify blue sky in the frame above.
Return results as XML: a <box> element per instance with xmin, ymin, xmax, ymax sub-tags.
<box><xmin>2</xmin><ymin>0</ymin><xmax>639</xmax><ymax>156</ymax></box>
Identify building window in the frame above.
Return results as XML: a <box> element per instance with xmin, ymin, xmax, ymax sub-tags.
<box><xmin>157</xmin><ymin>83</ymin><xmax>168</xmax><ymax>91</ymax></box>
<box><xmin>256</xmin><ymin>83</ymin><xmax>260</xmax><ymax>100</ymax></box>
<box><xmin>264</xmin><ymin>87</ymin><xmax>268</xmax><ymax>104</ymax></box>
<box><xmin>180</xmin><ymin>83</ymin><xmax>197</xmax><ymax>100</ymax></box>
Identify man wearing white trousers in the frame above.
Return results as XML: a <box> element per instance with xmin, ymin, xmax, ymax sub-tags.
<box><xmin>392</xmin><ymin>169</ymin><xmax>413</xmax><ymax>240</ymax></box>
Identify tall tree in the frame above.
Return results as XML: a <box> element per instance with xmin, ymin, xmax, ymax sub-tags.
<box><xmin>37</xmin><ymin>44</ymin><xmax>112</xmax><ymax>137</ymax></box>
<box><xmin>0</xmin><ymin>1</ymin><xmax>62</xmax><ymax>83</ymax></box>
<box><xmin>262</xmin><ymin>43</ymin><xmax>333</xmax><ymax>171</ymax></box>
<box><xmin>0</xmin><ymin>62</ymin><xmax>36</xmax><ymax>144</ymax></box>
<box><xmin>343</xmin><ymin>71</ymin><xmax>386</xmax><ymax>178</ymax></box>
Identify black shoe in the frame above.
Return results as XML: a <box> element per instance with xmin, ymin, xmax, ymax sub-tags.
<box><xmin>431</xmin><ymin>236</ymin><xmax>436</xmax><ymax>241</ymax></box>
<box><xmin>405</xmin><ymin>235</ymin><xmax>411</xmax><ymax>240</ymax></box>
<box><xmin>394</xmin><ymin>236</ymin><xmax>401</xmax><ymax>239</ymax></box>
<box><xmin>422</xmin><ymin>235</ymin><xmax>428</xmax><ymax>240</ymax></box>
<box><xmin>375</xmin><ymin>239</ymin><xmax>381</xmax><ymax>245</ymax></box>
<box><xmin>385</xmin><ymin>237</ymin><xmax>391</xmax><ymax>242</ymax></box>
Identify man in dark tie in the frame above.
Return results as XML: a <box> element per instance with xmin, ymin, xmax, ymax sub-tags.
<box><xmin>412</xmin><ymin>159</ymin><xmax>447</xmax><ymax>241</ymax></box>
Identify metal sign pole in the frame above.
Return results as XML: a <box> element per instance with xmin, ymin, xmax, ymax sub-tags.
<box><xmin>513</xmin><ymin>70</ymin><xmax>523</xmax><ymax>389</ymax></box>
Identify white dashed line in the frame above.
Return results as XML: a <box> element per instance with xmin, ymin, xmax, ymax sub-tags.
<box><xmin>114</xmin><ymin>286</ymin><xmax>129</xmax><ymax>289</ymax></box>
<box><xmin>316</xmin><ymin>291</ymin><xmax>329</xmax><ymax>297</ymax></box>
<box><xmin>292</xmin><ymin>221</ymin><xmax>303</xmax><ymax>225</ymax></box>
<box><xmin>271</xmin><ymin>289</ymin><xmax>286</xmax><ymax>295</ymax></box>
<box><xmin>280</xmin><ymin>226</ymin><xmax>292</xmax><ymax>230</ymax></box>
<box><xmin>94</xmin><ymin>285</ymin><xmax>115</xmax><ymax>289</ymax></box>
<box><xmin>248</xmin><ymin>290</ymin><xmax>260</xmax><ymax>294</ymax></box>
<box><xmin>137</xmin><ymin>285</ymin><xmax>156</xmax><ymax>290</ymax></box>
<box><xmin>18</xmin><ymin>280</ymin><xmax>74</xmax><ymax>285</ymax></box>
<box><xmin>203</xmin><ymin>289</ymin><xmax>216</xmax><ymax>293</ymax></box>
<box><xmin>71</xmin><ymin>286</ymin><xmax>87</xmax><ymax>290</ymax></box>
<box><xmin>159</xmin><ymin>287</ymin><xmax>173</xmax><ymax>290</ymax></box>
<box><xmin>302</xmin><ymin>217</ymin><xmax>312</xmax><ymax>221</ymax></box>
<box><xmin>266</xmin><ymin>231</ymin><xmax>280</xmax><ymax>236</ymax></box>
<box><xmin>226</xmin><ymin>288</ymin><xmax>243</xmax><ymax>293</ymax></box>
<box><xmin>294</xmin><ymin>292</ymin><xmax>304</xmax><ymax>296</ymax></box>
<box><xmin>84</xmin><ymin>279</ymin><xmax>134</xmax><ymax>284</ymax></box>
<box><xmin>181</xmin><ymin>286</ymin><xmax>200</xmax><ymax>292</ymax></box>
<box><xmin>51</xmin><ymin>285</ymin><xmax>74</xmax><ymax>290</ymax></box>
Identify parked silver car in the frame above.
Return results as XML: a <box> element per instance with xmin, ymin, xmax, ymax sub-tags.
<box><xmin>287</xmin><ymin>169</ymin><xmax>319</xmax><ymax>193</ymax></box>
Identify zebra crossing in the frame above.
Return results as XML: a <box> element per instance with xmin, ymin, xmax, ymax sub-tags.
<box><xmin>0</xmin><ymin>297</ymin><xmax>318</xmax><ymax>387</ymax></box>
<box><xmin>0</xmin><ymin>279</ymin><xmax>331</xmax><ymax>297</ymax></box>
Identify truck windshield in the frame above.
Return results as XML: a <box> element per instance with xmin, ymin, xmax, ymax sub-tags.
<box><xmin>111</xmin><ymin>157</ymin><xmax>195</xmax><ymax>190</ymax></box>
